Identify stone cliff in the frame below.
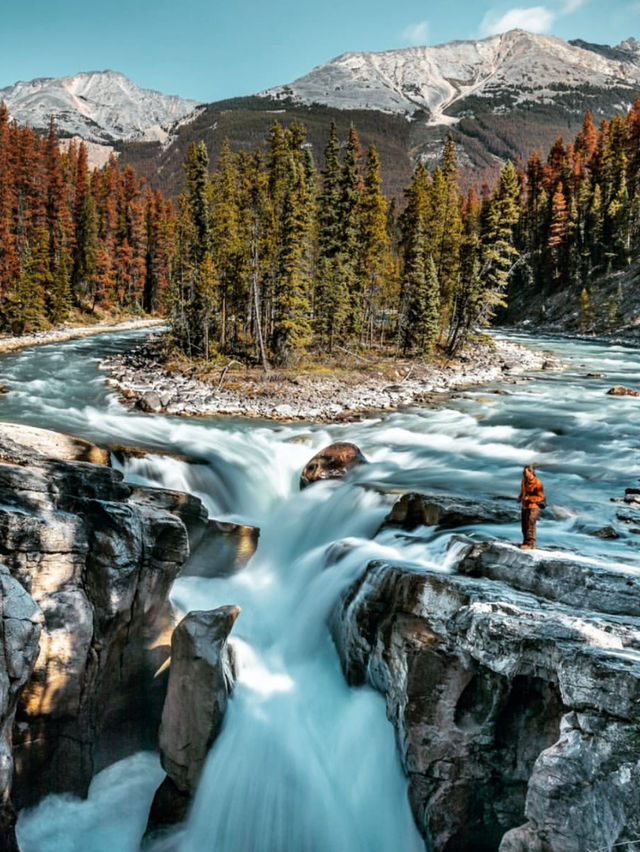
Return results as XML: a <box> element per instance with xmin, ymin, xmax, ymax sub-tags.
<box><xmin>331</xmin><ymin>501</ymin><xmax>640</xmax><ymax>852</ymax></box>
<box><xmin>0</xmin><ymin>423</ymin><xmax>204</xmax><ymax>848</ymax></box>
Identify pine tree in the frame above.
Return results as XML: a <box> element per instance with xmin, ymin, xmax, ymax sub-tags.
<box><xmin>144</xmin><ymin>189</ymin><xmax>173</xmax><ymax>314</ymax></box>
<box><xmin>44</xmin><ymin>118</ymin><xmax>71</xmax><ymax>322</ymax></box>
<box><xmin>548</xmin><ymin>182</ymin><xmax>569</xmax><ymax>281</ymax></box>
<box><xmin>271</xmin><ymin>159</ymin><xmax>313</xmax><ymax>365</ymax></box>
<box><xmin>575</xmin><ymin>110</ymin><xmax>598</xmax><ymax>163</ymax></box>
<box><xmin>0</xmin><ymin>103</ymin><xmax>20</xmax><ymax>325</ymax></box>
<box><xmin>170</xmin><ymin>192</ymin><xmax>198</xmax><ymax>356</ymax></box>
<box><xmin>477</xmin><ymin>160</ymin><xmax>520</xmax><ymax>325</ymax></box>
<box><xmin>399</xmin><ymin>217</ymin><xmax>427</xmax><ymax>355</ymax></box>
<box><xmin>314</xmin><ymin>121</ymin><xmax>345</xmax><ymax>350</ymax></box>
<box><xmin>5</xmin><ymin>228</ymin><xmax>48</xmax><ymax>333</ymax></box>
<box><xmin>194</xmin><ymin>252</ymin><xmax>219</xmax><ymax>360</ymax></box>
<box><xmin>337</xmin><ymin>125</ymin><xmax>363</xmax><ymax>341</ymax></box>
<box><xmin>447</xmin><ymin>188</ymin><xmax>483</xmax><ymax>354</ymax></box>
<box><xmin>211</xmin><ymin>138</ymin><xmax>241</xmax><ymax>349</ymax></box>
<box><xmin>579</xmin><ymin>287</ymin><xmax>594</xmax><ymax>331</ymax></box>
<box><xmin>431</xmin><ymin>134</ymin><xmax>463</xmax><ymax>331</ymax></box>
<box><xmin>240</xmin><ymin>151</ymin><xmax>271</xmax><ymax>370</ymax></box>
<box><xmin>185</xmin><ymin>141</ymin><xmax>211</xmax><ymax>261</ymax></box>
<box><xmin>71</xmin><ymin>144</ymin><xmax>98</xmax><ymax>307</ymax></box>
<box><xmin>359</xmin><ymin>143</ymin><xmax>391</xmax><ymax>346</ymax></box>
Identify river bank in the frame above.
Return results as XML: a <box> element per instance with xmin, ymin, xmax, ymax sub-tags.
<box><xmin>100</xmin><ymin>335</ymin><xmax>555</xmax><ymax>422</ymax></box>
<box><xmin>0</xmin><ymin>318</ymin><xmax>166</xmax><ymax>355</ymax></box>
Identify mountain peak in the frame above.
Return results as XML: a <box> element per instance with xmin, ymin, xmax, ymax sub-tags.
<box><xmin>259</xmin><ymin>31</ymin><xmax>640</xmax><ymax>123</ymax></box>
<box><xmin>0</xmin><ymin>70</ymin><xmax>200</xmax><ymax>144</ymax></box>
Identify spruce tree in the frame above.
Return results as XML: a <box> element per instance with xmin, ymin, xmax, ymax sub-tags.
<box><xmin>477</xmin><ymin>161</ymin><xmax>520</xmax><ymax>326</ymax></box>
<box><xmin>399</xmin><ymin>217</ymin><xmax>426</xmax><ymax>355</ymax></box>
<box><xmin>359</xmin><ymin>143</ymin><xmax>391</xmax><ymax>346</ymax></box>
<box><xmin>314</xmin><ymin>121</ymin><xmax>344</xmax><ymax>350</ymax></box>
<box><xmin>338</xmin><ymin>125</ymin><xmax>363</xmax><ymax>341</ymax></box>
<box><xmin>211</xmin><ymin>138</ymin><xmax>241</xmax><ymax>349</ymax></box>
<box><xmin>431</xmin><ymin>134</ymin><xmax>463</xmax><ymax>331</ymax></box>
<box><xmin>271</xmin><ymin>160</ymin><xmax>313</xmax><ymax>365</ymax></box>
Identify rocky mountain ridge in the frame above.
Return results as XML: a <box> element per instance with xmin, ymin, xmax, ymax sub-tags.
<box><xmin>0</xmin><ymin>70</ymin><xmax>200</xmax><ymax>144</ymax></box>
<box><xmin>260</xmin><ymin>30</ymin><xmax>640</xmax><ymax>123</ymax></box>
<box><xmin>3</xmin><ymin>30</ymin><xmax>640</xmax><ymax>194</ymax></box>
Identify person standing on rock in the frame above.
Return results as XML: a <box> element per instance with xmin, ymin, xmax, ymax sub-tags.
<box><xmin>517</xmin><ymin>465</ymin><xmax>545</xmax><ymax>549</ymax></box>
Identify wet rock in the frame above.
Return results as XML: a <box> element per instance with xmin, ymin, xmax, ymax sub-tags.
<box><xmin>607</xmin><ymin>385</ymin><xmax>640</xmax><ymax>397</ymax></box>
<box><xmin>586</xmin><ymin>372</ymin><xmax>604</xmax><ymax>378</ymax></box>
<box><xmin>129</xmin><ymin>484</ymin><xmax>209</xmax><ymax>551</ymax></box>
<box><xmin>331</xmin><ymin>537</ymin><xmax>640</xmax><ymax>851</ymax></box>
<box><xmin>183</xmin><ymin>519</ymin><xmax>259</xmax><ymax>577</ymax></box>
<box><xmin>147</xmin><ymin>606</ymin><xmax>240</xmax><ymax>832</ymax></box>
<box><xmin>0</xmin><ymin>566</ymin><xmax>42</xmax><ymax>851</ymax></box>
<box><xmin>0</xmin><ymin>422</ymin><xmax>109</xmax><ymax>466</ymax></box>
<box><xmin>380</xmin><ymin>491</ymin><xmax>518</xmax><ymax>531</ymax></box>
<box><xmin>299</xmin><ymin>442</ymin><xmax>367</xmax><ymax>489</ymax></box>
<box><xmin>500</xmin><ymin>714</ymin><xmax>640</xmax><ymax>852</ymax></box>
<box><xmin>590</xmin><ymin>525</ymin><xmax>620</xmax><ymax>539</ymax></box>
<box><xmin>137</xmin><ymin>390</ymin><xmax>163</xmax><ymax>412</ymax></box>
<box><xmin>0</xmin><ymin>426</ymin><xmax>201</xmax><ymax>812</ymax></box>
<box><xmin>459</xmin><ymin>539</ymin><xmax>640</xmax><ymax>618</ymax></box>
<box><xmin>0</xmin><ymin>383</ymin><xmax>9</xmax><ymax>394</ymax></box>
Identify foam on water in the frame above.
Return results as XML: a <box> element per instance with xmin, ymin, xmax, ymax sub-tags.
<box><xmin>17</xmin><ymin>753</ymin><xmax>164</xmax><ymax>852</ymax></box>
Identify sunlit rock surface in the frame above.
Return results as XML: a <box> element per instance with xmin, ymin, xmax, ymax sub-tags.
<box><xmin>300</xmin><ymin>441</ymin><xmax>367</xmax><ymax>489</ymax></box>
<box><xmin>331</xmin><ymin>538</ymin><xmax>640</xmax><ymax>851</ymax></box>
<box><xmin>147</xmin><ymin>605</ymin><xmax>240</xmax><ymax>831</ymax></box>
<box><xmin>0</xmin><ymin>425</ymin><xmax>197</xmax><ymax>812</ymax></box>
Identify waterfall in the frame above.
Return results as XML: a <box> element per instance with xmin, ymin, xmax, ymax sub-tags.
<box><xmin>8</xmin><ymin>329</ymin><xmax>640</xmax><ymax>851</ymax></box>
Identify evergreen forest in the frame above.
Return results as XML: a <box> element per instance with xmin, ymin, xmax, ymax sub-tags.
<box><xmin>1</xmin><ymin>97</ymin><xmax>639</xmax><ymax>363</ymax></box>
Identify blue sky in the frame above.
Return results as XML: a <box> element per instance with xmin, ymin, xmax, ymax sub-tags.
<box><xmin>1</xmin><ymin>0</ymin><xmax>638</xmax><ymax>102</ymax></box>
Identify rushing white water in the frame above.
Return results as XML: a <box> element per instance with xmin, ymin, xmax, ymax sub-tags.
<box><xmin>6</xmin><ymin>329</ymin><xmax>640</xmax><ymax>851</ymax></box>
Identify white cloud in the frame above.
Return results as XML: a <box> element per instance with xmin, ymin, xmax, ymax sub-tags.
<box><xmin>402</xmin><ymin>20</ymin><xmax>429</xmax><ymax>45</ymax></box>
<box><xmin>561</xmin><ymin>0</ymin><xmax>587</xmax><ymax>12</ymax></box>
<box><xmin>480</xmin><ymin>5</ymin><xmax>556</xmax><ymax>35</ymax></box>
<box><xmin>479</xmin><ymin>0</ymin><xmax>588</xmax><ymax>38</ymax></box>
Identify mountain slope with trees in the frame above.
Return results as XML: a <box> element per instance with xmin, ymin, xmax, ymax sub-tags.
<box><xmin>117</xmin><ymin>31</ymin><xmax>640</xmax><ymax>199</ymax></box>
<box><xmin>503</xmin><ymin>99</ymin><xmax>640</xmax><ymax>336</ymax></box>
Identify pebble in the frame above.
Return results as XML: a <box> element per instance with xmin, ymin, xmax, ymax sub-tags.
<box><xmin>100</xmin><ymin>338</ymin><xmax>550</xmax><ymax>422</ymax></box>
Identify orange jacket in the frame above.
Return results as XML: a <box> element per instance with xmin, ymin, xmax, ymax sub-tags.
<box><xmin>518</xmin><ymin>475</ymin><xmax>545</xmax><ymax>509</ymax></box>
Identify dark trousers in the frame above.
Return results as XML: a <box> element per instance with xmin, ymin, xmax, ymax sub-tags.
<box><xmin>521</xmin><ymin>505</ymin><xmax>540</xmax><ymax>546</ymax></box>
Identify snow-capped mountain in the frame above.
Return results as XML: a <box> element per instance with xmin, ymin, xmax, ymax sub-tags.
<box><xmin>259</xmin><ymin>30</ymin><xmax>640</xmax><ymax>124</ymax></box>
<box><xmin>0</xmin><ymin>70</ymin><xmax>200</xmax><ymax>143</ymax></box>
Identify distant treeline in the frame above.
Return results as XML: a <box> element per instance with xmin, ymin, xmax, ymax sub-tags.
<box><xmin>0</xmin><ymin>104</ymin><xmax>174</xmax><ymax>333</ymax></box>
<box><xmin>1</xmin><ymin>98</ymin><xmax>639</xmax><ymax>357</ymax></box>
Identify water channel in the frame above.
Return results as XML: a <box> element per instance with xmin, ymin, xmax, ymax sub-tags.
<box><xmin>1</xmin><ymin>329</ymin><xmax>638</xmax><ymax>851</ymax></box>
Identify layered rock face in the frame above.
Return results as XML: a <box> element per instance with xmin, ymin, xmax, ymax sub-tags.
<box><xmin>332</xmin><ymin>506</ymin><xmax>640</xmax><ymax>851</ymax></box>
<box><xmin>147</xmin><ymin>606</ymin><xmax>240</xmax><ymax>831</ymax></box>
<box><xmin>0</xmin><ymin>425</ymin><xmax>197</xmax><ymax>814</ymax></box>
<box><xmin>0</xmin><ymin>566</ymin><xmax>42</xmax><ymax>850</ymax></box>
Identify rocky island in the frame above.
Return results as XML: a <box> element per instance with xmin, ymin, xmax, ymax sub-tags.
<box><xmin>100</xmin><ymin>335</ymin><xmax>551</xmax><ymax>422</ymax></box>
